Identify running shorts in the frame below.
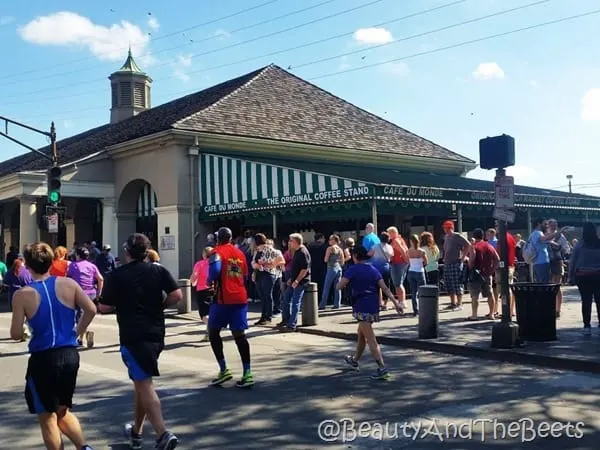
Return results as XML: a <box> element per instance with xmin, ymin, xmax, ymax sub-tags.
<box><xmin>120</xmin><ymin>342</ymin><xmax>164</xmax><ymax>381</ymax></box>
<box><xmin>195</xmin><ymin>289</ymin><xmax>213</xmax><ymax>319</ymax></box>
<box><xmin>25</xmin><ymin>347</ymin><xmax>80</xmax><ymax>414</ymax></box>
<box><xmin>208</xmin><ymin>303</ymin><xmax>248</xmax><ymax>331</ymax></box>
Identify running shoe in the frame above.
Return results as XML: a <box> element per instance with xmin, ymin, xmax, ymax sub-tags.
<box><xmin>236</xmin><ymin>371</ymin><xmax>255</xmax><ymax>388</ymax></box>
<box><xmin>123</xmin><ymin>423</ymin><xmax>142</xmax><ymax>450</ymax></box>
<box><xmin>86</xmin><ymin>331</ymin><xmax>95</xmax><ymax>348</ymax></box>
<box><xmin>370</xmin><ymin>367</ymin><xmax>390</xmax><ymax>381</ymax></box>
<box><xmin>210</xmin><ymin>368</ymin><xmax>233</xmax><ymax>386</ymax></box>
<box><xmin>344</xmin><ymin>355</ymin><xmax>359</xmax><ymax>371</ymax></box>
<box><xmin>155</xmin><ymin>430</ymin><xmax>178</xmax><ymax>449</ymax></box>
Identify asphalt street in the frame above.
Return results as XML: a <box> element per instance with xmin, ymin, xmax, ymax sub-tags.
<box><xmin>1</xmin><ymin>311</ymin><xmax>599</xmax><ymax>449</ymax></box>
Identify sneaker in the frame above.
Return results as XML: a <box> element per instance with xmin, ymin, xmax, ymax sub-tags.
<box><xmin>344</xmin><ymin>355</ymin><xmax>359</xmax><ymax>371</ymax></box>
<box><xmin>210</xmin><ymin>368</ymin><xmax>233</xmax><ymax>386</ymax></box>
<box><xmin>276</xmin><ymin>321</ymin><xmax>286</xmax><ymax>328</ymax></box>
<box><xmin>81</xmin><ymin>446</ymin><xmax>95</xmax><ymax>450</ymax></box>
<box><xmin>583</xmin><ymin>326</ymin><xmax>592</xmax><ymax>336</ymax></box>
<box><xmin>236</xmin><ymin>371</ymin><xmax>255</xmax><ymax>388</ymax></box>
<box><xmin>444</xmin><ymin>304</ymin><xmax>456</xmax><ymax>310</ymax></box>
<box><xmin>85</xmin><ymin>331</ymin><xmax>95</xmax><ymax>348</ymax></box>
<box><xmin>254</xmin><ymin>318</ymin><xmax>271</xmax><ymax>326</ymax></box>
<box><xmin>123</xmin><ymin>423</ymin><xmax>142</xmax><ymax>450</ymax></box>
<box><xmin>370</xmin><ymin>367</ymin><xmax>390</xmax><ymax>381</ymax></box>
<box><xmin>155</xmin><ymin>430</ymin><xmax>178</xmax><ymax>449</ymax></box>
<box><xmin>452</xmin><ymin>305</ymin><xmax>463</xmax><ymax>312</ymax></box>
<box><xmin>279</xmin><ymin>325</ymin><xmax>297</xmax><ymax>333</ymax></box>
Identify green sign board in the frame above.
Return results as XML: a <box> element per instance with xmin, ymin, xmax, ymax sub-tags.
<box><xmin>376</xmin><ymin>185</ymin><xmax>600</xmax><ymax>210</ymax></box>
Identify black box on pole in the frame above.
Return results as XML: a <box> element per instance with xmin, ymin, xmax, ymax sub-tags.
<box><xmin>479</xmin><ymin>134</ymin><xmax>515</xmax><ymax>170</ymax></box>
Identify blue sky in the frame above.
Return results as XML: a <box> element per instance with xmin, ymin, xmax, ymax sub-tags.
<box><xmin>1</xmin><ymin>0</ymin><xmax>599</xmax><ymax>194</ymax></box>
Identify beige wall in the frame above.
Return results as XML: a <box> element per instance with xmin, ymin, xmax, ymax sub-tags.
<box><xmin>112</xmin><ymin>140</ymin><xmax>196</xmax><ymax>277</ymax></box>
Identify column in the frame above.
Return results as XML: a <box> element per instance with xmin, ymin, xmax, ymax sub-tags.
<box><xmin>101</xmin><ymin>198</ymin><xmax>118</xmax><ymax>249</ymax></box>
<box><xmin>64</xmin><ymin>219</ymin><xmax>75</xmax><ymax>248</ymax></box>
<box><xmin>19</xmin><ymin>196</ymin><xmax>38</xmax><ymax>247</ymax></box>
<box><xmin>156</xmin><ymin>205</ymin><xmax>192</xmax><ymax>278</ymax></box>
<box><xmin>457</xmin><ymin>205</ymin><xmax>463</xmax><ymax>233</ymax></box>
<box><xmin>272</xmin><ymin>212</ymin><xmax>277</xmax><ymax>239</ymax></box>
<box><xmin>371</xmin><ymin>199</ymin><xmax>378</xmax><ymax>231</ymax></box>
<box><xmin>526</xmin><ymin>209</ymin><xmax>532</xmax><ymax>235</ymax></box>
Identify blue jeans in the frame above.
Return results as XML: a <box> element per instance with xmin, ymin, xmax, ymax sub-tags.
<box><xmin>407</xmin><ymin>271</ymin><xmax>426</xmax><ymax>313</ymax></box>
<box><xmin>272</xmin><ymin>277</ymin><xmax>282</xmax><ymax>315</ymax></box>
<box><xmin>319</xmin><ymin>268</ymin><xmax>342</xmax><ymax>308</ymax></box>
<box><xmin>534</xmin><ymin>263</ymin><xmax>551</xmax><ymax>283</ymax></box>
<box><xmin>282</xmin><ymin>283</ymin><xmax>306</xmax><ymax>328</ymax></box>
<box><xmin>390</xmin><ymin>263</ymin><xmax>409</xmax><ymax>288</ymax></box>
<box><xmin>256</xmin><ymin>272</ymin><xmax>277</xmax><ymax>320</ymax></box>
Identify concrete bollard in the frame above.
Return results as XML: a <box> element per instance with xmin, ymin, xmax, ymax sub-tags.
<box><xmin>301</xmin><ymin>282</ymin><xmax>319</xmax><ymax>326</ymax></box>
<box><xmin>177</xmin><ymin>279</ymin><xmax>192</xmax><ymax>314</ymax></box>
<box><xmin>418</xmin><ymin>285</ymin><xmax>439</xmax><ymax>339</ymax></box>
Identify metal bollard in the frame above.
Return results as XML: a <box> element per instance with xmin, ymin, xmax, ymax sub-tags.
<box><xmin>301</xmin><ymin>282</ymin><xmax>319</xmax><ymax>326</ymax></box>
<box><xmin>418</xmin><ymin>285</ymin><xmax>439</xmax><ymax>339</ymax></box>
<box><xmin>177</xmin><ymin>279</ymin><xmax>192</xmax><ymax>314</ymax></box>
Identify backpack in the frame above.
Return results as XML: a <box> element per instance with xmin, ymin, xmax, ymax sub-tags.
<box><xmin>522</xmin><ymin>234</ymin><xmax>538</xmax><ymax>265</ymax></box>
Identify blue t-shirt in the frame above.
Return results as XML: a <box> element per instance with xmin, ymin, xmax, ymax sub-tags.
<box><xmin>362</xmin><ymin>233</ymin><xmax>381</xmax><ymax>253</ymax></box>
<box><xmin>344</xmin><ymin>263</ymin><xmax>382</xmax><ymax>315</ymax></box>
<box><xmin>531</xmin><ymin>230</ymin><xmax>549</xmax><ymax>265</ymax></box>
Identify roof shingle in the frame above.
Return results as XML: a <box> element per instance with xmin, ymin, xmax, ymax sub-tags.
<box><xmin>0</xmin><ymin>64</ymin><xmax>472</xmax><ymax>177</ymax></box>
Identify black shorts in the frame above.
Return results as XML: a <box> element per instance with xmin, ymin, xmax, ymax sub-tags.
<box><xmin>120</xmin><ymin>342</ymin><xmax>164</xmax><ymax>381</ymax></box>
<box><xmin>195</xmin><ymin>289</ymin><xmax>213</xmax><ymax>318</ymax></box>
<box><xmin>25</xmin><ymin>347</ymin><xmax>80</xmax><ymax>414</ymax></box>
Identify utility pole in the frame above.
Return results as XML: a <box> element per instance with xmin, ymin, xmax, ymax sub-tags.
<box><xmin>0</xmin><ymin>116</ymin><xmax>61</xmax><ymax>248</ymax></box>
<box><xmin>566</xmin><ymin>174</ymin><xmax>573</xmax><ymax>194</ymax></box>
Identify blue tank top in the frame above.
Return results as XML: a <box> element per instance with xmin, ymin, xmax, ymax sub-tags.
<box><xmin>28</xmin><ymin>276</ymin><xmax>78</xmax><ymax>353</ymax></box>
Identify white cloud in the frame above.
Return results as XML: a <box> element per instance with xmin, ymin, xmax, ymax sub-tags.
<box><xmin>63</xmin><ymin>120</ymin><xmax>74</xmax><ymax>129</ymax></box>
<box><xmin>147</xmin><ymin>16</ymin><xmax>159</xmax><ymax>31</ymax></box>
<box><xmin>177</xmin><ymin>54</ymin><xmax>192</xmax><ymax>67</ymax></box>
<box><xmin>472</xmin><ymin>62</ymin><xmax>505</xmax><ymax>80</ymax></box>
<box><xmin>581</xmin><ymin>88</ymin><xmax>600</xmax><ymax>122</ymax></box>
<box><xmin>353</xmin><ymin>27</ymin><xmax>393</xmax><ymax>45</ymax></box>
<box><xmin>381</xmin><ymin>62</ymin><xmax>408</xmax><ymax>76</ymax></box>
<box><xmin>0</xmin><ymin>16</ymin><xmax>15</xmax><ymax>26</ymax></box>
<box><xmin>18</xmin><ymin>12</ymin><xmax>151</xmax><ymax>62</ymax></box>
<box><xmin>173</xmin><ymin>70</ymin><xmax>191</xmax><ymax>83</ymax></box>
<box><xmin>213</xmin><ymin>29</ymin><xmax>230</xmax><ymax>40</ymax></box>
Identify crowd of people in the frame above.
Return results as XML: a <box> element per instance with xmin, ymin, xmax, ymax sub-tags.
<box><xmin>5</xmin><ymin>216</ymin><xmax>600</xmax><ymax>449</ymax></box>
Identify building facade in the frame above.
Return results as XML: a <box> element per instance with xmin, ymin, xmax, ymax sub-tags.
<box><xmin>0</xmin><ymin>55</ymin><xmax>598</xmax><ymax>277</ymax></box>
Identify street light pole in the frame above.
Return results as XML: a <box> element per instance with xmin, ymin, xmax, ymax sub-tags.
<box><xmin>566</xmin><ymin>175</ymin><xmax>573</xmax><ymax>194</ymax></box>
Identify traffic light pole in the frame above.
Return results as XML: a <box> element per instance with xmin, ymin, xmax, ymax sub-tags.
<box><xmin>0</xmin><ymin>116</ymin><xmax>60</xmax><ymax>247</ymax></box>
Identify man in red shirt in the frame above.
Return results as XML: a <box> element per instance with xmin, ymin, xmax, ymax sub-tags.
<box><xmin>492</xmin><ymin>227</ymin><xmax>517</xmax><ymax>318</ymax></box>
<box><xmin>467</xmin><ymin>228</ymin><xmax>499</xmax><ymax>320</ymax></box>
<box><xmin>207</xmin><ymin>227</ymin><xmax>253</xmax><ymax>388</ymax></box>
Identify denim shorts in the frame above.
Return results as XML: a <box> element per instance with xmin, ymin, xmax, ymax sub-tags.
<box><xmin>390</xmin><ymin>263</ymin><xmax>409</xmax><ymax>287</ymax></box>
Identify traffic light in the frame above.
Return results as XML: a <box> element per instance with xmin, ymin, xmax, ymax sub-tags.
<box><xmin>47</xmin><ymin>165</ymin><xmax>62</xmax><ymax>204</ymax></box>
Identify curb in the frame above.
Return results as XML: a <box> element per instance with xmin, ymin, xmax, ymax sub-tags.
<box><xmin>296</xmin><ymin>327</ymin><xmax>600</xmax><ymax>375</ymax></box>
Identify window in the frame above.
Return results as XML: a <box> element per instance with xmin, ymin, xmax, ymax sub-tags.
<box><xmin>111</xmin><ymin>84</ymin><xmax>118</xmax><ymax>107</ymax></box>
<box><xmin>133</xmin><ymin>82</ymin><xmax>145</xmax><ymax>108</ymax></box>
<box><xmin>120</xmin><ymin>82</ymin><xmax>132</xmax><ymax>105</ymax></box>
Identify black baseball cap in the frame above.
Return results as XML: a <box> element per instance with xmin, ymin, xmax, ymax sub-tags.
<box><xmin>76</xmin><ymin>247</ymin><xmax>90</xmax><ymax>259</ymax></box>
<box><xmin>216</xmin><ymin>227</ymin><xmax>233</xmax><ymax>243</ymax></box>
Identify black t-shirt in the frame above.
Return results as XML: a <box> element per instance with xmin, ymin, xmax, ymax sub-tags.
<box><xmin>290</xmin><ymin>246</ymin><xmax>311</xmax><ymax>284</ymax></box>
<box><xmin>101</xmin><ymin>260</ymin><xmax>179</xmax><ymax>345</ymax></box>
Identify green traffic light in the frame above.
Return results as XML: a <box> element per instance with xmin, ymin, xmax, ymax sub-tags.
<box><xmin>48</xmin><ymin>191</ymin><xmax>60</xmax><ymax>203</ymax></box>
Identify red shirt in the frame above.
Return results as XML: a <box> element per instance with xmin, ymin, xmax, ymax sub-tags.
<box><xmin>213</xmin><ymin>243</ymin><xmax>248</xmax><ymax>304</ymax></box>
<box><xmin>472</xmin><ymin>240</ymin><xmax>498</xmax><ymax>277</ymax></box>
<box><xmin>391</xmin><ymin>237</ymin><xmax>408</xmax><ymax>265</ymax></box>
<box><xmin>506</xmin><ymin>233</ymin><xmax>516</xmax><ymax>267</ymax></box>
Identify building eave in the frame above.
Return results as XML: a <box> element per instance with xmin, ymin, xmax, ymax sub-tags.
<box><xmin>173</xmin><ymin>130</ymin><xmax>476</xmax><ymax>175</ymax></box>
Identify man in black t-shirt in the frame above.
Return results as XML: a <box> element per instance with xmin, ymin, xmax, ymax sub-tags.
<box><xmin>101</xmin><ymin>233</ymin><xmax>182</xmax><ymax>450</ymax></box>
<box><xmin>279</xmin><ymin>233</ymin><xmax>311</xmax><ymax>332</ymax></box>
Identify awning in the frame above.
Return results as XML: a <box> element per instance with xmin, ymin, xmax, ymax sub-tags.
<box><xmin>199</xmin><ymin>153</ymin><xmax>373</xmax><ymax>217</ymax></box>
<box><xmin>375</xmin><ymin>185</ymin><xmax>600</xmax><ymax>211</ymax></box>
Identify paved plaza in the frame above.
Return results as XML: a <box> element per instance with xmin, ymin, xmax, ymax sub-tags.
<box><xmin>1</xmin><ymin>305</ymin><xmax>600</xmax><ymax>449</ymax></box>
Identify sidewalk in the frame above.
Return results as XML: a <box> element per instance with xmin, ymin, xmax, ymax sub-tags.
<box><xmin>170</xmin><ymin>286</ymin><xmax>600</xmax><ymax>374</ymax></box>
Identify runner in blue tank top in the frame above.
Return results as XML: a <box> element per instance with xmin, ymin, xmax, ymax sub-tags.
<box><xmin>10</xmin><ymin>242</ymin><xmax>97</xmax><ymax>450</ymax></box>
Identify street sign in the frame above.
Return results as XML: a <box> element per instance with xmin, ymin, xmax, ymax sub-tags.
<box><xmin>494</xmin><ymin>175</ymin><xmax>515</xmax><ymax>209</ymax></box>
<box><xmin>47</xmin><ymin>213</ymin><xmax>59</xmax><ymax>234</ymax></box>
<box><xmin>493</xmin><ymin>207</ymin><xmax>516</xmax><ymax>223</ymax></box>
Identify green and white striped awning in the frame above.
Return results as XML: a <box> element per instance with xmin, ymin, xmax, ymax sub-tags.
<box><xmin>199</xmin><ymin>154</ymin><xmax>373</xmax><ymax>216</ymax></box>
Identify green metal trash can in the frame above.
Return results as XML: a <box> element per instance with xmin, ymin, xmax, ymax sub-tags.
<box><xmin>511</xmin><ymin>283</ymin><xmax>560</xmax><ymax>341</ymax></box>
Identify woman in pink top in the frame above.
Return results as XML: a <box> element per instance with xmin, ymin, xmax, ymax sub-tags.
<box><xmin>190</xmin><ymin>247</ymin><xmax>213</xmax><ymax>341</ymax></box>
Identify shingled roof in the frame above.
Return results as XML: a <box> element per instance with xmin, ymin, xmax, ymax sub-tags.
<box><xmin>0</xmin><ymin>64</ymin><xmax>472</xmax><ymax>178</ymax></box>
